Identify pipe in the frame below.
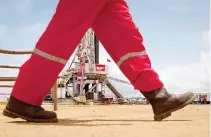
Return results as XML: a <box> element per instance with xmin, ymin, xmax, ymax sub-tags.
<box><xmin>53</xmin><ymin>81</ymin><xmax>58</xmax><ymax>111</ymax></box>
<box><xmin>0</xmin><ymin>77</ymin><xmax>16</xmax><ymax>81</ymax></box>
<box><xmin>0</xmin><ymin>85</ymin><xmax>13</xmax><ymax>88</ymax></box>
<box><xmin>0</xmin><ymin>49</ymin><xmax>32</xmax><ymax>54</ymax></box>
<box><xmin>94</xmin><ymin>34</ymin><xmax>99</xmax><ymax>64</ymax></box>
<box><xmin>0</xmin><ymin>65</ymin><xmax>20</xmax><ymax>69</ymax></box>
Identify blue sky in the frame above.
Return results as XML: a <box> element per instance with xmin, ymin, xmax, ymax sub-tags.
<box><xmin>0</xmin><ymin>0</ymin><xmax>210</xmax><ymax>97</ymax></box>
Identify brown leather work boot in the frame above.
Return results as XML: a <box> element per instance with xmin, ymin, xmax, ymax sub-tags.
<box><xmin>141</xmin><ymin>87</ymin><xmax>196</xmax><ymax>121</ymax></box>
<box><xmin>2</xmin><ymin>96</ymin><xmax>58</xmax><ymax>123</ymax></box>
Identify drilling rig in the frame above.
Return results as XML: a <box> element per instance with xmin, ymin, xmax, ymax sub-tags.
<box><xmin>51</xmin><ymin>29</ymin><xmax>131</xmax><ymax>104</ymax></box>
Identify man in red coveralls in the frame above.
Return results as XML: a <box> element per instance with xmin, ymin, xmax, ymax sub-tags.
<box><xmin>3</xmin><ymin>0</ymin><xmax>196</xmax><ymax>122</ymax></box>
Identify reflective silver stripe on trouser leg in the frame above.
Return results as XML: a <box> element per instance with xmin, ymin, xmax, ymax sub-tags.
<box><xmin>33</xmin><ymin>48</ymin><xmax>68</xmax><ymax>65</ymax></box>
<box><xmin>116</xmin><ymin>51</ymin><xmax>147</xmax><ymax>67</ymax></box>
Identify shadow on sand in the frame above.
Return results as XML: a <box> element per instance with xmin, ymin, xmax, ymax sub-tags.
<box><xmin>6</xmin><ymin>118</ymin><xmax>192</xmax><ymax>127</ymax></box>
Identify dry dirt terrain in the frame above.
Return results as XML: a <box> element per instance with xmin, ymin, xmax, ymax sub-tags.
<box><xmin>0</xmin><ymin>104</ymin><xmax>210</xmax><ymax>137</ymax></box>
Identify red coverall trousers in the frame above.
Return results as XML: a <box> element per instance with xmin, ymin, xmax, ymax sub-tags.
<box><xmin>11</xmin><ymin>0</ymin><xmax>163</xmax><ymax>106</ymax></box>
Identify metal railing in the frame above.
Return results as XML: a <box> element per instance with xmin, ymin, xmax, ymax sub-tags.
<box><xmin>0</xmin><ymin>48</ymin><xmax>58</xmax><ymax>111</ymax></box>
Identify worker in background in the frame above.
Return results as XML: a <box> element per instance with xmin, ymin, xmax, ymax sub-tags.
<box><xmin>3</xmin><ymin>0</ymin><xmax>196</xmax><ymax>122</ymax></box>
<box><xmin>65</xmin><ymin>91</ymin><xmax>71</xmax><ymax>98</ymax></box>
<box><xmin>202</xmin><ymin>96</ymin><xmax>207</xmax><ymax>104</ymax></box>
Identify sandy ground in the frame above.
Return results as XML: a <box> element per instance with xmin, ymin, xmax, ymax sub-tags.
<box><xmin>0</xmin><ymin>104</ymin><xmax>210</xmax><ymax>137</ymax></box>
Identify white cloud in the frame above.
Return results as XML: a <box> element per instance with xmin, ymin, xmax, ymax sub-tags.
<box><xmin>157</xmin><ymin>31</ymin><xmax>210</xmax><ymax>93</ymax></box>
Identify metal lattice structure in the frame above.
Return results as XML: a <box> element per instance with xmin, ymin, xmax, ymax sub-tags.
<box><xmin>58</xmin><ymin>29</ymin><xmax>133</xmax><ymax>103</ymax></box>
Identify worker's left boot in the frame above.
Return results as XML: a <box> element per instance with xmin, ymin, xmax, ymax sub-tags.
<box><xmin>141</xmin><ymin>87</ymin><xmax>196</xmax><ymax>121</ymax></box>
<box><xmin>2</xmin><ymin>96</ymin><xmax>58</xmax><ymax>123</ymax></box>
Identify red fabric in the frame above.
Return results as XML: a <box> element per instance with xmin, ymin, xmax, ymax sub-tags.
<box><xmin>92</xmin><ymin>0</ymin><xmax>163</xmax><ymax>91</ymax></box>
<box><xmin>11</xmin><ymin>0</ymin><xmax>109</xmax><ymax>106</ymax></box>
<box><xmin>12</xmin><ymin>0</ymin><xmax>163</xmax><ymax>106</ymax></box>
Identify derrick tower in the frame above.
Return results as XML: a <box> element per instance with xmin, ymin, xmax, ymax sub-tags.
<box><xmin>58</xmin><ymin>29</ymin><xmax>132</xmax><ymax>103</ymax></box>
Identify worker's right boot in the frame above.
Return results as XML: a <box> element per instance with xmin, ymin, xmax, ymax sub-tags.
<box><xmin>141</xmin><ymin>87</ymin><xmax>196</xmax><ymax>121</ymax></box>
<box><xmin>2</xmin><ymin>96</ymin><xmax>58</xmax><ymax>123</ymax></box>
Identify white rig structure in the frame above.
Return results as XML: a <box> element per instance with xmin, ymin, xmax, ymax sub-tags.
<box><xmin>48</xmin><ymin>29</ymin><xmax>132</xmax><ymax>104</ymax></box>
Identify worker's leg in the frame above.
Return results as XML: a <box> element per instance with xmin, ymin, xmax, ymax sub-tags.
<box><xmin>92</xmin><ymin>0</ymin><xmax>162</xmax><ymax>91</ymax></box>
<box><xmin>2</xmin><ymin>0</ymin><xmax>108</xmax><ymax>117</ymax></box>
<box><xmin>4</xmin><ymin>0</ymin><xmax>110</xmax><ymax>122</ymax></box>
<box><xmin>11</xmin><ymin>0</ymin><xmax>109</xmax><ymax>106</ymax></box>
<box><xmin>92</xmin><ymin>0</ymin><xmax>195</xmax><ymax>121</ymax></box>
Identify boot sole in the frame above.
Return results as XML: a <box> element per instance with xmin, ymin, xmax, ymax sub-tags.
<box><xmin>2</xmin><ymin>109</ymin><xmax>58</xmax><ymax>123</ymax></box>
<box><xmin>154</xmin><ymin>95</ymin><xmax>197</xmax><ymax>121</ymax></box>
